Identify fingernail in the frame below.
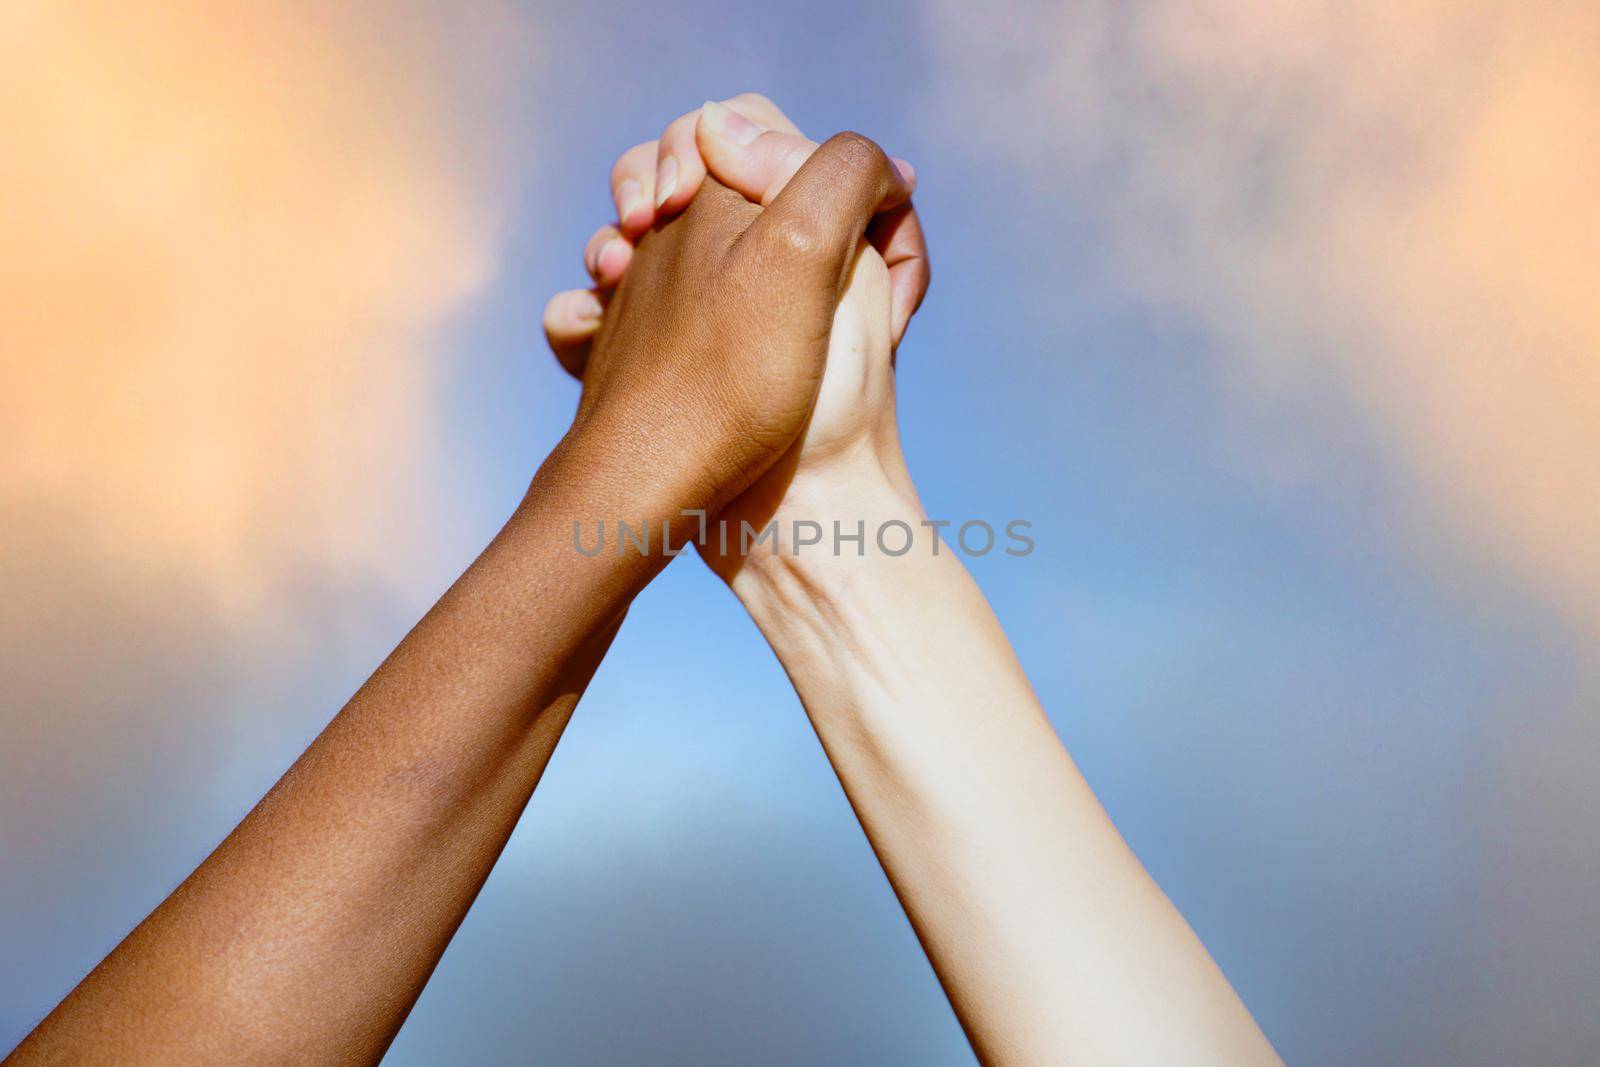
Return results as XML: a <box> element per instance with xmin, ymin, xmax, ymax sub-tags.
<box><xmin>654</xmin><ymin>154</ymin><xmax>678</xmax><ymax>208</ymax></box>
<box><xmin>573</xmin><ymin>291</ymin><xmax>603</xmax><ymax>324</ymax></box>
<box><xmin>594</xmin><ymin>238</ymin><xmax>622</xmax><ymax>278</ymax></box>
<box><xmin>617</xmin><ymin>178</ymin><xmax>646</xmax><ymax>226</ymax></box>
<box><xmin>890</xmin><ymin>156</ymin><xmax>917</xmax><ymax>188</ymax></box>
<box><xmin>701</xmin><ymin>99</ymin><xmax>760</xmax><ymax>147</ymax></box>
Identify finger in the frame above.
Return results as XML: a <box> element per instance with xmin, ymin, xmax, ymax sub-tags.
<box><xmin>542</xmin><ymin>288</ymin><xmax>605</xmax><ymax>378</ymax></box>
<box><xmin>866</xmin><ymin>202</ymin><xmax>931</xmax><ymax>348</ymax></box>
<box><xmin>583</xmin><ymin>224</ymin><xmax>633</xmax><ymax>288</ymax></box>
<box><xmin>653</xmin><ymin>111</ymin><xmax>702</xmax><ymax>217</ymax></box>
<box><xmin>593</xmin><ymin>96</ymin><xmax>805</xmax><ymax>299</ymax></box>
<box><xmin>698</xmin><ymin>101</ymin><xmax>916</xmax><ymax>211</ymax></box>
<box><xmin>654</xmin><ymin>93</ymin><xmax>803</xmax><ymax>218</ymax></box>
<box><xmin>609</xmin><ymin>141</ymin><xmax>658</xmax><ymax>238</ymax></box>
<box><xmin>732</xmin><ymin>131</ymin><xmax>915</xmax><ymax>325</ymax></box>
<box><xmin>721</xmin><ymin>92</ymin><xmax>802</xmax><ymax>134</ymax></box>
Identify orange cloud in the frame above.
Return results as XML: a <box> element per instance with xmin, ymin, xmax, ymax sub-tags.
<box><xmin>928</xmin><ymin>0</ymin><xmax>1600</xmax><ymax>637</ymax></box>
<box><xmin>0</xmin><ymin>1</ymin><xmax>531</xmax><ymax>608</ymax></box>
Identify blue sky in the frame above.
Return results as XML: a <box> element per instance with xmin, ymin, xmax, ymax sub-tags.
<box><xmin>4</xmin><ymin>2</ymin><xmax>1598</xmax><ymax>1063</ymax></box>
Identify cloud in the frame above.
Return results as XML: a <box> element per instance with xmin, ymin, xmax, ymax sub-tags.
<box><xmin>0</xmin><ymin>3</ymin><xmax>535</xmax><ymax>1041</ymax></box>
<box><xmin>924</xmin><ymin>6</ymin><xmax>1600</xmax><ymax>1057</ymax></box>
<box><xmin>924</xmin><ymin>0</ymin><xmax>1600</xmax><ymax>638</ymax></box>
<box><xmin>0</xmin><ymin>0</ymin><xmax>533</xmax><ymax>607</ymax></box>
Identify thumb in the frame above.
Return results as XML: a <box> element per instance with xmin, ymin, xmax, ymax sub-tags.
<box><xmin>729</xmin><ymin>131</ymin><xmax>914</xmax><ymax>298</ymax></box>
<box><xmin>697</xmin><ymin>101</ymin><xmax>914</xmax><ymax>209</ymax></box>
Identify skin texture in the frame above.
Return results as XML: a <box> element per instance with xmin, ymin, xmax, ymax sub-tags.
<box><xmin>7</xmin><ymin>131</ymin><xmax>909</xmax><ymax>1066</ymax></box>
<box><xmin>566</xmin><ymin>99</ymin><xmax>1283</xmax><ymax>1065</ymax></box>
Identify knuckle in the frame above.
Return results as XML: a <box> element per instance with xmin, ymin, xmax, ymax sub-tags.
<box><xmin>824</xmin><ymin>131</ymin><xmax>888</xmax><ymax>179</ymax></box>
<box><xmin>767</xmin><ymin>213</ymin><xmax>826</xmax><ymax>259</ymax></box>
<box><xmin>662</xmin><ymin>111</ymin><xmax>696</xmax><ymax>143</ymax></box>
<box><xmin>731</xmin><ymin>91</ymin><xmax>778</xmax><ymax>112</ymax></box>
<box><xmin>912</xmin><ymin>254</ymin><xmax>932</xmax><ymax>291</ymax></box>
<box><xmin>777</xmin><ymin>138</ymin><xmax>817</xmax><ymax>178</ymax></box>
<box><xmin>541</xmin><ymin>297</ymin><xmax>565</xmax><ymax>336</ymax></box>
<box><xmin>610</xmin><ymin>141</ymin><xmax>654</xmax><ymax>185</ymax></box>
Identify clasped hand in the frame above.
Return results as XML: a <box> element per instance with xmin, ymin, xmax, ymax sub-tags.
<box><xmin>541</xmin><ymin>96</ymin><xmax>927</xmax><ymax>565</ymax></box>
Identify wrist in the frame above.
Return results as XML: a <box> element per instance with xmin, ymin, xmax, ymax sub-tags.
<box><xmin>502</xmin><ymin>427</ymin><xmax>687</xmax><ymax>609</ymax></box>
<box><xmin>526</xmin><ymin>421</ymin><xmax>707</xmax><ymax>546</ymax></box>
<box><xmin>721</xmin><ymin>452</ymin><xmax>967</xmax><ymax>746</ymax></box>
<box><xmin>721</xmin><ymin>451</ymin><xmax>929</xmax><ymax>611</ymax></box>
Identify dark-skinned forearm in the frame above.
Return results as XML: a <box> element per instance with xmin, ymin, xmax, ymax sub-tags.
<box><xmin>9</xmin><ymin>432</ymin><xmax>676</xmax><ymax>1066</ymax></box>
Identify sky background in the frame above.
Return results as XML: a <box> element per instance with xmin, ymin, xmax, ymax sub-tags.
<box><xmin>3</xmin><ymin>1</ymin><xmax>1598</xmax><ymax>1063</ymax></box>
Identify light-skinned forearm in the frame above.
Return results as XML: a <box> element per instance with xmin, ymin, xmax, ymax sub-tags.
<box><xmin>10</xmin><ymin>432</ymin><xmax>676</xmax><ymax>1066</ymax></box>
<box><xmin>728</xmin><ymin>462</ymin><xmax>1280</xmax><ymax>1066</ymax></box>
